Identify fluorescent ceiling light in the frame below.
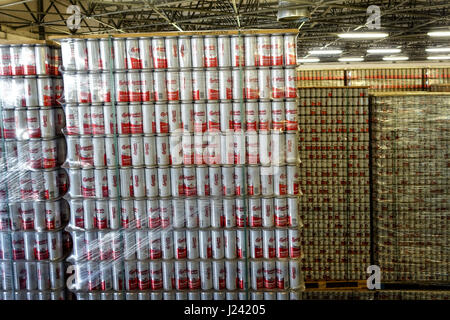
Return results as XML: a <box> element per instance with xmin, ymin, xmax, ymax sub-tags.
<box><xmin>425</xmin><ymin>47</ymin><xmax>450</xmax><ymax>53</ymax></box>
<box><xmin>337</xmin><ymin>32</ymin><xmax>388</xmax><ymax>39</ymax></box>
<box><xmin>427</xmin><ymin>55</ymin><xmax>450</xmax><ymax>60</ymax></box>
<box><xmin>367</xmin><ymin>48</ymin><xmax>401</xmax><ymax>54</ymax></box>
<box><xmin>427</xmin><ymin>31</ymin><xmax>450</xmax><ymax>37</ymax></box>
<box><xmin>297</xmin><ymin>58</ymin><xmax>320</xmax><ymax>63</ymax></box>
<box><xmin>338</xmin><ymin>57</ymin><xmax>364</xmax><ymax>62</ymax></box>
<box><xmin>308</xmin><ymin>49</ymin><xmax>342</xmax><ymax>55</ymax></box>
<box><xmin>382</xmin><ymin>56</ymin><xmax>409</xmax><ymax>61</ymax></box>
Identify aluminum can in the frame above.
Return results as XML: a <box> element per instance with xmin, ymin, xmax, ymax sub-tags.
<box><xmin>271</xmin><ymin>67</ymin><xmax>285</xmax><ymax>99</ymax></box>
<box><xmin>230</xmin><ymin>35</ymin><xmax>244</xmax><ymax>67</ymax></box>
<box><xmin>244</xmin><ymin>35</ymin><xmax>257</xmax><ymax>66</ymax></box>
<box><xmin>184</xmin><ymin>197</ymin><xmax>198</xmax><ymax>226</ymax></box>
<box><xmin>168</xmin><ymin>102</ymin><xmax>181</xmax><ymax>133</ymax></box>
<box><xmin>151</xmin><ymin>37</ymin><xmax>167</xmax><ymax>68</ymax></box>
<box><xmin>204</xmin><ymin>35</ymin><xmax>218</xmax><ymax>67</ymax></box>
<box><xmin>287</xmin><ymin>197</ymin><xmax>299</xmax><ymax>227</ymax></box>
<box><xmin>138</xmin><ymin>37</ymin><xmax>153</xmax><ymax>69</ymax></box>
<box><xmin>114</xmin><ymin>71</ymin><xmax>129</xmax><ymax>102</ymax></box>
<box><xmin>170</xmin><ymin>167</ymin><xmax>184</xmax><ymax>197</ymax></box>
<box><xmin>192</xmin><ymin>69</ymin><xmax>206</xmax><ymax>101</ymax></box>
<box><xmin>186</xmin><ymin>229</ymin><xmax>199</xmax><ymax>259</ymax></box>
<box><xmin>178</xmin><ymin>36</ymin><xmax>191</xmax><ymax>68</ymax></box>
<box><xmin>127</xmin><ymin>70</ymin><xmax>142</xmax><ymax>102</ymax></box>
<box><xmin>275</xmin><ymin>228</ymin><xmax>289</xmax><ymax>258</ymax></box>
<box><xmin>98</xmin><ymin>38</ymin><xmax>111</xmax><ymax>70</ymax></box>
<box><xmin>191</xmin><ymin>36</ymin><xmax>205</xmax><ymax>68</ymax></box>
<box><xmin>212</xmin><ymin>260</ymin><xmax>225</xmax><ymax>290</ymax></box>
<box><xmin>284</xmin><ymin>33</ymin><xmax>297</xmax><ymax>65</ymax></box>
<box><xmin>153</xmin><ymin>70</ymin><xmax>167</xmax><ymax>101</ymax></box>
<box><xmin>166</xmin><ymin>70</ymin><xmax>180</xmax><ymax>101</ymax></box>
<box><xmin>224</xmin><ymin>229</ymin><xmax>237</xmax><ymax>259</ymax></box>
<box><xmin>217</xmin><ymin>35</ymin><xmax>231</xmax><ymax>67</ymax></box>
<box><xmin>165</xmin><ymin>36</ymin><xmax>179</xmax><ymax>69</ymax></box>
<box><xmin>250</xmin><ymin>261</ymin><xmax>263</xmax><ymax>290</ymax></box>
<box><xmin>157</xmin><ymin>166</ymin><xmax>171</xmax><ymax>197</ymax></box>
<box><xmin>210</xmin><ymin>198</ymin><xmax>223</xmax><ymax>228</ymax></box>
<box><xmin>179</xmin><ymin>69</ymin><xmax>193</xmax><ymax>101</ymax></box>
<box><xmin>285</xmin><ymin>100</ymin><xmax>298</xmax><ymax>131</ymax></box>
<box><xmin>286</xmin><ymin>165</ymin><xmax>300</xmax><ymax>195</ymax></box>
<box><xmin>263</xmin><ymin>260</ymin><xmax>276</xmax><ymax>289</ymax></box>
<box><xmin>140</xmin><ymin>71</ymin><xmax>153</xmax><ymax>102</ymax></box>
<box><xmin>211</xmin><ymin>229</ymin><xmax>224</xmax><ymax>259</ymax></box>
<box><xmin>244</xmin><ymin>67</ymin><xmax>259</xmax><ymax>99</ymax></box>
<box><xmin>209</xmin><ymin>166</ymin><xmax>222</xmax><ymax>196</ymax></box>
<box><xmin>112</xmin><ymin>38</ymin><xmax>126</xmax><ymax>69</ymax></box>
<box><xmin>257</xmin><ymin>35</ymin><xmax>271</xmax><ymax>66</ymax></box>
<box><xmin>205</xmin><ymin>69</ymin><xmax>219</xmax><ymax>100</ymax></box>
<box><xmin>156</xmin><ymin>135</ymin><xmax>169</xmax><ymax>165</ymax></box>
<box><xmin>285</xmin><ymin>67</ymin><xmax>297</xmax><ymax>98</ymax></box>
<box><xmin>174</xmin><ymin>260</ymin><xmax>187</xmax><ymax>289</ymax></box>
<box><xmin>125</xmin><ymin>37</ymin><xmax>141</xmax><ymax>69</ymax></box>
<box><xmin>174</xmin><ymin>230</ymin><xmax>187</xmax><ymax>259</ymax></box>
<box><xmin>198</xmin><ymin>230</ymin><xmax>212</xmax><ymax>259</ymax></box>
<box><xmin>270</xmin><ymin>35</ymin><xmax>284</xmax><ymax>66</ymax></box>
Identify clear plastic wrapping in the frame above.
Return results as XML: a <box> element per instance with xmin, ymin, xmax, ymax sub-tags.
<box><xmin>371</xmin><ymin>93</ymin><xmax>450</xmax><ymax>282</ymax></box>
<box><xmin>0</xmin><ymin>42</ymin><xmax>69</xmax><ymax>300</ymax></box>
<box><xmin>58</xmin><ymin>32</ymin><xmax>304</xmax><ymax>300</ymax></box>
<box><xmin>298</xmin><ymin>87</ymin><xmax>371</xmax><ymax>281</ymax></box>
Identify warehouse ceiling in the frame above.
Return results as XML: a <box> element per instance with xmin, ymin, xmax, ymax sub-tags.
<box><xmin>0</xmin><ymin>0</ymin><xmax>449</xmax><ymax>61</ymax></box>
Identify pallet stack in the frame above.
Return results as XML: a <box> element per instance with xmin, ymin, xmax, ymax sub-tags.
<box><xmin>297</xmin><ymin>87</ymin><xmax>371</xmax><ymax>281</ymax></box>
<box><xmin>0</xmin><ymin>41</ymin><xmax>70</xmax><ymax>300</ymax></box>
<box><xmin>371</xmin><ymin>93</ymin><xmax>450</xmax><ymax>283</ymax></box>
<box><xmin>58</xmin><ymin>30</ymin><xmax>304</xmax><ymax>300</ymax></box>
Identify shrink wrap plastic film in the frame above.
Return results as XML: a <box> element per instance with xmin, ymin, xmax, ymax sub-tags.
<box><xmin>371</xmin><ymin>94</ymin><xmax>450</xmax><ymax>283</ymax></box>
<box><xmin>58</xmin><ymin>33</ymin><xmax>305</xmax><ymax>300</ymax></box>
<box><xmin>0</xmin><ymin>43</ymin><xmax>69</xmax><ymax>300</ymax></box>
<box><xmin>298</xmin><ymin>87</ymin><xmax>371</xmax><ymax>281</ymax></box>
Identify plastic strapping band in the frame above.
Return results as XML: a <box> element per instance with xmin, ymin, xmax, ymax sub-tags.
<box><xmin>107</xmin><ymin>35</ymin><xmax>125</xmax><ymax>293</ymax></box>
<box><xmin>237</xmin><ymin>31</ymin><xmax>250</xmax><ymax>299</ymax></box>
<box><xmin>344</xmin><ymin>87</ymin><xmax>350</xmax><ymax>280</ymax></box>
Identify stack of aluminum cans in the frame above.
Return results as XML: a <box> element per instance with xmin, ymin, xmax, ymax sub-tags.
<box><xmin>426</xmin><ymin>67</ymin><xmax>450</xmax><ymax>89</ymax></box>
<box><xmin>0</xmin><ymin>43</ymin><xmax>70</xmax><ymax>300</ymax></box>
<box><xmin>297</xmin><ymin>70</ymin><xmax>345</xmax><ymax>87</ymax></box>
<box><xmin>347</xmin><ymin>68</ymin><xmax>423</xmax><ymax>91</ymax></box>
<box><xmin>59</xmin><ymin>32</ymin><xmax>304</xmax><ymax>300</ymax></box>
<box><xmin>372</xmin><ymin>94</ymin><xmax>449</xmax><ymax>282</ymax></box>
<box><xmin>298</xmin><ymin>87</ymin><xmax>370</xmax><ymax>281</ymax></box>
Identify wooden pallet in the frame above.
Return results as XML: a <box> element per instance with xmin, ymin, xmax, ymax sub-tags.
<box><xmin>305</xmin><ymin>280</ymin><xmax>368</xmax><ymax>291</ymax></box>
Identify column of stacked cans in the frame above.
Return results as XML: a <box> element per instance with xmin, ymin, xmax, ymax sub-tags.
<box><xmin>297</xmin><ymin>87</ymin><xmax>370</xmax><ymax>281</ymax></box>
<box><xmin>59</xmin><ymin>32</ymin><xmax>303</xmax><ymax>300</ymax></box>
<box><xmin>371</xmin><ymin>94</ymin><xmax>449</xmax><ymax>282</ymax></box>
<box><xmin>0</xmin><ymin>43</ymin><xmax>70</xmax><ymax>300</ymax></box>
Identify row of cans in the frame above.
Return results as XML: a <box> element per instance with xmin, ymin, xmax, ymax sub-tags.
<box><xmin>0</xmin><ymin>290</ymin><xmax>65</xmax><ymax>300</ymax></box>
<box><xmin>0</xmin><ymin>230</ymin><xmax>66</xmax><ymax>261</ymax></box>
<box><xmin>63</xmin><ymin>67</ymin><xmax>297</xmax><ymax>104</ymax></box>
<box><xmin>65</xmin><ymin>133</ymin><xmax>300</xmax><ymax>168</ymax></box>
<box><xmin>0</xmin><ymin>168</ymin><xmax>68</xmax><ymax>201</ymax></box>
<box><xmin>70</xmin><ymin>227</ymin><xmax>301</xmax><ymax>262</ymax></box>
<box><xmin>64</xmin><ymin>100</ymin><xmax>299</xmax><ymax>135</ymax></box>
<box><xmin>70</xmin><ymin>258</ymin><xmax>302</xmax><ymax>292</ymax></box>
<box><xmin>67</xmin><ymin>165</ymin><xmax>301</xmax><ymax>199</ymax></box>
<box><xmin>0</xmin><ymin>44</ymin><xmax>61</xmax><ymax>76</ymax></box>
<box><xmin>73</xmin><ymin>290</ymin><xmax>300</xmax><ymax>300</ymax></box>
<box><xmin>0</xmin><ymin>261</ymin><xmax>65</xmax><ymax>291</ymax></box>
<box><xmin>60</xmin><ymin>34</ymin><xmax>297</xmax><ymax>71</ymax></box>
<box><xmin>299</xmin><ymin>88</ymin><xmax>367</xmax><ymax>98</ymax></box>
<box><xmin>0</xmin><ymin>76</ymin><xmax>63</xmax><ymax>108</ymax></box>
<box><xmin>0</xmin><ymin>199</ymin><xmax>69</xmax><ymax>232</ymax></box>
<box><xmin>0</xmin><ymin>137</ymin><xmax>66</xmax><ymax>170</ymax></box>
<box><xmin>299</xmin><ymin>97</ymin><xmax>370</xmax><ymax>107</ymax></box>
<box><xmin>1</xmin><ymin>108</ymin><xmax>65</xmax><ymax>140</ymax></box>
<box><xmin>68</xmin><ymin>196</ymin><xmax>300</xmax><ymax>231</ymax></box>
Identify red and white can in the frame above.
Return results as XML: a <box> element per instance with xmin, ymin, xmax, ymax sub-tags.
<box><xmin>127</xmin><ymin>70</ymin><xmax>142</xmax><ymax>102</ymax></box>
<box><xmin>91</xmin><ymin>104</ymin><xmax>105</xmax><ymax>135</ymax></box>
<box><xmin>247</xmin><ymin>165</ymin><xmax>261</xmax><ymax>195</ymax></box>
<box><xmin>285</xmin><ymin>67</ymin><xmax>297</xmax><ymax>98</ymax></box>
<box><xmin>144</xmin><ymin>167</ymin><xmax>158</xmax><ymax>197</ymax></box>
<box><xmin>218</xmin><ymin>68</ymin><xmax>232</xmax><ymax>100</ymax></box>
<box><xmin>178</xmin><ymin>36</ymin><xmax>191</xmax><ymax>68</ymax></box>
<box><xmin>151</xmin><ymin>37</ymin><xmax>167</xmax><ymax>69</ymax></box>
<box><xmin>103</xmin><ymin>104</ymin><xmax>116</xmax><ymax>135</ymax></box>
<box><xmin>209</xmin><ymin>166</ymin><xmax>222</xmax><ymax>196</ymax></box>
<box><xmin>192</xmin><ymin>69</ymin><xmax>206</xmax><ymax>101</ymax></box>
<box><xmin>258</xmin><ymin>68</ymin><xmax>271</xmax><ymax>100</ymax></box>
<box><xmin>140</xmin><ymin>71</ymin><xmax>153</xmax><ymax>102</ymax></box>
<box><xmin>112</xmin><ymin>38</ymin><xmax>126</xmax><ymax>70</ymax></box>
<box><xmin>250</xmin><ymin>261</ymin><xmax>263</xmax><ymax>290</ymax></box>
<box><xmin>285</xmin><ymin>100</ymin><xmax>298</xmax><ymax>131</ymax></box>
<box><xmin>204</xmin><ymin>36</ymin><xmax>218</xmax><ymax>67</ymax></box>
<box><xmin>174</xmin><ymin>230</ymin><xmax>187</xmax><ymax>259</ymax></box>
<box><xmin>155</xmin><ymin>103</ymin><xmax>168</xmax><ymax>133</ymax></box>
<box><xmin>114</xmin><ymin>71</ymin><xmax>129</xmax><ymax>102</ymax></box>
<box><xmin>157</xmin><ymin>167</ymin><xmax>171</xmax><ymax>197</ymax></box>
<box><xmin>273</xmin><ymin>166</ymin><xmax>287</xmax><ymax>195</ymax></box>
<box><xmin>257</xmin><ymin>35</ymin><xmax>271</xmax><ymax>66</ymax></box>
<box><xmin>219</xmin><ymin>102</ymin><xmax>232</xmax><ymax>132</ymax></box>
<box><xmin>263</xmin><ymin>260</ymin><xmax>276</xmax><ymax>289</ymax></box>
<box><xmin>142</xmin><ymin>103</ymin><xmax>155</xmax><ymax>134</ymax></box>
<box><xmin>248</xmin><ymin>197</ymin><xmax>262</xmax><ymax>226</ymax></box>
<box><xmin>271</xmin><ymin>67</ymin><xmax>285</xmax><ymax>99</ymax></box>
<box><xmin>193</xmin><ymin>102</ymin><xmax>207</xmax><ymax>133</ymax></box>
<box><xmin>78</xmin><ymin>104</ymin><xmax>91</xmax><ymax>135</ymax></box>
<box><xmin>217</xmin><ymin>35</ymin><xmax>231</xmax><ymax>67</ymax></box>
<box><xmin>181</xmin><ymin>134</ymin><xmax>194</xmax><ymax>165</ymax></box>
<box><xmin>244</xmin><ymin>68</ymin><xmax>259</xmax><ymax>100</ymax></box>
<box><xmin>183</xmin><ymin>166</ymin><xmax>197</xmax><ymax>197</ymax></box>
<box><xmin>149</xmin><ymin>231</ymin><xmax>162</xmax><ymax>259</ymax></box>
<box><xmin>166</xmin><ymin>70</ymin><xmax>180</xmax><ymax>101</ymax></box>
<box><xmin>198</xmin><ymin>229</ymin><xmax>212</xmax><ymax>260</ymax></box>
<box><xmin>179</xmin><ymin>69</ymin><xmax>193</xmax><ymax>101</ymax></box>
<box><xmin>153</xmin><ymin>70</ymin><xmax>167</xmax><ymax>101</ymax></box>
<box><xmin>118</xmin><ymin>136</ymin><xmax>132</xmax><ymax>166</ymax></box>
<box><xmin>234</xmin><ymin>132</ymin><xmax>245</xmax><ymax>164</ymax></box>
<box><xmin>196</xmin><ymin>166</ymin><xmax>210</xmax><ymax>196</ymax></box>
<box><xmin>250</xmin><ymin>229</ymin><xmax>263</xmax><ymax>258</ymax></box>
<box><xmin>271</xmin><ymin>100</ymin><xmax>285</xmax><ymax>132</ymax></box>
<box><xmin>132</xmin><ymin>167</ymin><xmax>146</xmax><ymax>198</ymax></box>
<box><xmin>187</xmin><ymin>260</ymin><xmax>200</xmax><ymax>289</ymax></box>
<box><xmin>168</xmin><ymin>102</ymin><xmax>181</xmax><ymax>133</ymax></box>
<box><xmin>37</xmin><ymin>76</ymin><xmax>53</xmax><ymax>106</ymax></box>
<box><xmin>276</xmin><ymin>260</ymin><xmax>289</xmax><ymax>289</ymax></box>
<box><xmin>231</xmin><ymin>68</ymin><xmax>244</xmax><ymax>100</ymax></box>
<box><xmin>156</xmin><ymin>135</ymin><xmax>169</xmax><ymax>165</ymax></box>
<box><xmin>125</xmin><ymin>37</ymin><xmax>141</xmax><ymax>69</ymax></box>
<box><xmin>244</xmin><ymin>35</ymin><xmax>257</xmax><ymax>66</ymax></box>
<box><xmin>271</xmin><ymin>35</ymin><xmax>284</xmax><ymax>66</ymax></box>
<box><xmin>211</xmin><ymin>229</ymin><xmax>224</xmax><ymax>259</ymax></box>
<box><xmin>163</xmin><ymin>37</ymin><xmax>179</xmax><ymax>66</ymax></box>
<box><xmin>169</xmin><ymin>134</ymin><xmax>183</xmax><ymax>165</ymax></box>
<box><xmin>119</xmin><ymin>168</ymin><xmax>134</xmax><ymax>198</ymax></box>
<box><xmin>205</xmin><ymin>69</ymin><xmax>219</xmax><ymax>100</ymax></box>
<box><xmin>81</xmin><ymin>168</ymin><xmax>95</xmax><ymax>197</ymax></box>
<box><xmin>129</xmin><ymin>103</ymin><xmax>143</xmax><ymax>134</ymax></box>
<box><xmin>263</xmin><ymin>229</ymin><xmax>275</xmax><ymax>258</ymax></box>
<box><xmin>287</xmin><ymin>165</ymin><xmax>300</xmax><ymax>195</ymax></box>
<box><xmin>275</xmin><ymin>228</ymin><xmax>288</xmax><ymax>258</ymax></box>
<box><xmin>284</xmin><ymin>33</ymin><xmax>297</xmax><ymax>65</ymax></box>
<box><xmin>230</xmin><ymin>35</ymin><xmax>244</xmax><ymax>67</ymax></box>
<box><xmin>206</xmin><ymin>102</ymin><xmax>220</xmax><ymax>131</ymax></box>
<box><xmin>186</xmin><ymin>229</ymin><xmax>199</xmax><ymax>259</ymax></box>
<box><xmin>288</xmin><ymin>228</ymin><xmax>301</xmax><ymax>258</ymax></box>
<box><xmin>138</xmin><ymin>37</ymin><xmax>153</xmax><ymax>69</ymax></box>
<box><xmin>287</xmin><ymin>197</ymin><xmax>299</xmax><ymax>227</ymax></box>
<box><xmin>191</xmin><ymin>36</ymin><xmax>205</xmax><ymax>68</ymax></box>
<box><xmin>289</xmin><ymin>260</ymin><xmax>301</xmax><ymax>289</ymax></box>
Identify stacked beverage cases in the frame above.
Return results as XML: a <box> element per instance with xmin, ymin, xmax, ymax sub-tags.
<box><xmin>0</xmin><ymin>43</ymin><xmax>70</xmax><ymax>300</ymax></box>
<box><xmin>371</xmin><ymin>93</ymin><xmax>449</xmax><ymax>282</ymax></box>
<box><xmin>59</xmin><ymin>32</ymin><xmax>304</xmax><ymax>300</ymax></box>
<box><xmin>297</xmin><ymin>87</ymin><xmax>370</xmax><ymax>281</ymax></box>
